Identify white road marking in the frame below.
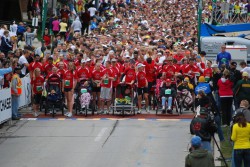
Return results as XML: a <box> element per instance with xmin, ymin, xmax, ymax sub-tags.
<box><xmin>94</xmin><ymin>127</ymin><xmax>108</xmax><ymax>142</ymax></box>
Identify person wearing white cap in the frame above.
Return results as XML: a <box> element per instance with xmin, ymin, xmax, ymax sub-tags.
<box><xmin>102</xmin><ymin>50</ymin><xmax>115</xmax><ymax>66</ymax></box>
<box><xmin>136</xmin><ymin>63</ymin><xmax>149</xmax><ymax>114</ymax></box>
<box><xmin>85</xmin><ymin>57</ymin><xmax>92</xmax><ymax>71</ymax></box>
<box><xmin>240</xmin><ymin>61</ymin><xmax>250</xmax><ymax>78</ymax></box>
<box><xmin>76</xmin><ymin>59</ymin><xmax>90</xmax><ymax>82</ymax></box>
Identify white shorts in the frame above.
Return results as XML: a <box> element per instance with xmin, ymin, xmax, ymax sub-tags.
<box><xmin>100</xmin><ymin>87</ymin><xmax>112</xmax><ymax>101</ymax></box>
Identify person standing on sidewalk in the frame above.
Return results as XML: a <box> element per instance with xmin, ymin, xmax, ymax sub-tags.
<box><xmin>11</xmin><ymin>65</ymin><xmax>22</xmax><ymax>120</ymax></box>
<box><xmin>217</xmin><ymin>69</ymin><xmax>234</xmax><ymax>126</ymax></box>
<box><xmin>231</xmin><ymin>112</ymin><xmax>250</xmax><ymax>167</ymax></box>
<box><xmin>185</xmin><ymin>136</ymin><xmax>215</xmax><ymax>167</ymax></box>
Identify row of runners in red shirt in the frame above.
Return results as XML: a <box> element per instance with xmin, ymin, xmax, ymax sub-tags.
<box><xmin>29</xmin><ymin>56</ymin><xmax>213</xmax><ymax>90</ymax></box>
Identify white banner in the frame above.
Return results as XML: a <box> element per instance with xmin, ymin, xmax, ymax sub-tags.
<box><xmin>0</xmin><ymin>88</ymin><xmax>12</xmax><ymax>124</ymax></box>
<box><xmin>19</xmin><ymin>74</ymin><xmax>31</xmax><ymax>109</ymax></box>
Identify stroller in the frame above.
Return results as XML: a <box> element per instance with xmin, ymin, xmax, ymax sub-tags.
<box><xmin>176</xmin><ymin>89</ymin><xmax>194</xmax><ymax>114</ymax></box>
<box><xmin>74</xmin><ymin>79</ymin><xmax>94</xmax><ymax>117</ymax></box>
<box><xmin>111</xmin><ymin>83</ymin><xmax>136</xmax><ymax>116</ymax></box>
<box><xmin>44</xmin><ymin>74</ymin><xmax>64</xmax><ymax>117</ymax></box>
<box><xmin>154</xmin><ymin>79</ymin><xmax>180</xmax><ymax>115</ymax></box>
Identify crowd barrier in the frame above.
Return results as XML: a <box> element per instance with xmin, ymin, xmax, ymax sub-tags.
<box><xmin>0</xmin><ymin>88</ymin><xmax>12</xmax><ymax>124</ymax></box>
<box><xmin>19</xmin><ymin>74</ymin><xmax>31</xmax><ymax>109</ymax></box>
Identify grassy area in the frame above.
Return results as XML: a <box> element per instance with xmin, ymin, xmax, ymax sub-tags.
<box><xmin>220</xmin><ymin>127</ymin><xmax>233</xmax><ymax>167</ymax></box>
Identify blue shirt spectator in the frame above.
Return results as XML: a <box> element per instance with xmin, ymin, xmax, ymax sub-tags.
<box><xmin>216</xmin><ymin>45</ymin><xmax>231</xmax><ymax>68</ymax></box>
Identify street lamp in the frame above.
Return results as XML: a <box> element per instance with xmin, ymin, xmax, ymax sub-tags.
<box><xmin>197</xmin><ymin>0</ymin><xmax>202</xmax><ymax>53</ymax></box>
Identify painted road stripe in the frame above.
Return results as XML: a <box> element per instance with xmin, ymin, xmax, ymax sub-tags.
<box><xmin>20</xmin><ymin>118</ymin><xmax>192</xmax><ymax>121</ymax></box>
<box><xmin>94</xmin><ymin>127</ymin><xmax>108</xmax><ymax>142</ymax></box>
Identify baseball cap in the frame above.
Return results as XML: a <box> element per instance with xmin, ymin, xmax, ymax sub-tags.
<box><xmin>198</xmin><ymin>76</ymin><xmax>205</xmax><ymax>82</ymax></box>
<box><xmin>193</xmin><ymin>50</ymin><xmax>198</xmax><ymax>55</ymax></box>
<box><xmin>211</xmin><ymin>64</ymin><xmax>218</xmax><ymax>68</ymax></box>
<box><xmin>109</xmin><ymin>50</ymin><xmax>114</xmax><ymax>54</ymax></box>
<box><xmin>86</xmin><ymin>58</ymin><xmax>91</xmax><ymax>62</ymax></box>
<box><xmin>231</xmin><ymin>61</ymin><xmax>237</xmax><ymax>66</ymax></box>
<box><xmin>200</xmin><ymin>51</ymin><xmax>206</xmax><ymax>55</ymax></box>
<box><xmin>166</xmin><ymin>78</ymin><xmax>171</xmax><ymax>83</ymax></box>
<box><xmin>242</xmin><ymin>72</ymin><xmax>248</xmax><ymax>77</ymax></box>
<box><xmin>137</xmin><ymin>63</ymin><xmax>145</xmax><ymax>68</ymax></box>
<box><xmin>184</xmin><ymin>77</ymin><xmax>189</xmax><ymax>82</ymax></box>
<box><xmin>191</xmin><ymin>136</ymin><xmax>202</xmax><ymax>147</ymax></box>
<box><xmin>111</xmin><ymin>58</ymin><xmax>117</xmax><ymax>62</ymax></box>
<box><xmin>196</xmin><ymin>55</ymin><xmax>201</xmax><ymax>59</ymax></box>
<box><xmin>81</xmin><ymin>59</ymin><xmax>86</xmax><ymax>63</ymax></box>
<box><xmin>125</xmin><ymin>54</ymin><xmax>130</xmax><ymax>58</ymax></box>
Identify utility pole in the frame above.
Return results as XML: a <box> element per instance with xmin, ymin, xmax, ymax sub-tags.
<box><xmin>197</xmin><ymin>0</ymin><xmax>202</xmax><ymax>53</ymax></box>
<box><xmin>41</xmin><ymin>0</ymin><xmax>48</xmax><ymax>51</ymax></box>
<box><xmin>95</xmin><ymin>0</ymin><xmax>99</xmax><ymax>9</ymax></box>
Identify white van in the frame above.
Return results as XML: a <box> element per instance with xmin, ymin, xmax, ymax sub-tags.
<box><xmin>201</xmin><ymin>37</ymin><xmax>250</xmax><ymax>65</ymax></box>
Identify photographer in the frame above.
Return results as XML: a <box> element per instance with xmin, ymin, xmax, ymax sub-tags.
<box><xmin>195</xmin><ymin>90</ymin><xmax>224</xmax><ymax>141</ymax></box>
<box><xmin>190</xmin><ymin>107</ymin><xmax>217</xmax><ymax>152</ymax></box>
<box><xmin>185</xmin><ymin>136</ymin><xmax>215</xmax><ymax>167</ymax></box>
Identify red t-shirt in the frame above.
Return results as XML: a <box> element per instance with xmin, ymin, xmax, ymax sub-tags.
<box><xmin>63</xmin><ymin>70</ymin><xmax>78</xmax><ymax>88</ymax></box>
<box><xmin>74</xmin><ymin>59</ymin><xmax>81</xmax><ymax>68</ymax></box>
<box><xmin>203</xmin><ymin>68</ymin><xmax>213</xmax><ymax>78</ymax></box>
<box><xmin>144</xmin><ymin>61</ymin><xmax>156</xmax><ymax>82</ymax></box>
<box><xmin>29</xmin><ymin>62</ymin><xmax>44</xmax><ymax>72</ymax></box>
<box><xmin>111</xmin><ymin>66</ymin><xmax>120</xmax><ymax>87</ymax></box>
<box><xmin>44</xmin><ymin>63</ymin><xmax>55</xmax><ymax>75</ymax></box>
<box><xmin>43</xmin><ymin>35</ymin><xmax>51</xmax><ymax>46</ymax></box>
<box><xmin>76</xmin><ymin>67</ymin><xmax>90</xmax><ymax>81</ymax></box>
<box><xmin>31</xmin><ymin>76</ymin><xmax>45</xmax><ymax>94</ymax></box>
<box><xmin>57</xmin><ymin>69</ymin><xmax>65</xmax><ymax>79</ymax></box>
<box><xmin>174</xmin><ymin>54</ymin><xmax>184</xmax><ymax>62</ymax></box>
<box><xmin>137</xmin><ymin>71</ymin><xmax>147</xmax><ymax>88</ymax></box>
<box><xmin>92</xmin><ymin>70</ymin><xmax>103</xmax><ymax>80</ymax></box>
<box><xmin>46</xmin><ymin>73</ymin><xmax>61</xmax><ymax>83</ymax></box>
<box><xmin>56</xmin><ymin>61</ymin><xmax>68</xmax><ymax>69</ymax></box>
<box><xmin>124</xmin><ymin>68</ymin><xmax>136</xmax><ymax>84</ymax></box>
<box><xmin>180</xmin><ymin>64</ymin><xmax>188</xmax><ymax>74</ymax></box>
<box><xmin>183</xmin><ymin>64</ymin><xmax>200</xmax><ymax>78</ymax></box>
<box><xmin>163</xmin><ymin>65</ymin><xmax>177</xmax><ymax>78</ymax></box>
<box><xmin>101</xmin><ymin>68</ymin><xmax>114</xmax><ymax>88</ymax></box>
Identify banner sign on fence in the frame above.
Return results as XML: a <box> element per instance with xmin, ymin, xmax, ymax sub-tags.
<box><xmin>0</xmin><ymin>88</ymin><xmax>12</xmax><ymax>124</ymax></box>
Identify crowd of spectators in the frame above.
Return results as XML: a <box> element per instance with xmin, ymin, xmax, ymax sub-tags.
<box><xmin>0</xmin><ymin>0</ymin><xmax>250</xmax><ymax>165</ymax></box>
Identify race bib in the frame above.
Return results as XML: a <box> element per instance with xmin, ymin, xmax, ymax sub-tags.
<box><xmin>36</xmin><ymin>86</ymin><xmax>43</xmax><ymax>92</ymax></box>
<box><xmin>104</xmin><ymin>79</ymin><xmax>109</xmax><ymax>85</ymax></box>
<box><xmin>205</xmin><ymin>76</ymin><xmax>210</xmax><ymax>82</ymax></box>
<box><xmin>65</xmin><ymin>80</ymin><xmax>70</xmax><ymax>86</ymax></box>
<box><xmin>165</xmin><ymin>89</ymin><xmax>171</xmax><ymax>95</ymax></box>
<box><xmin>81</xmin><ymin>88</ymin><xmax>87</xmax><ymax>94</ymax></box>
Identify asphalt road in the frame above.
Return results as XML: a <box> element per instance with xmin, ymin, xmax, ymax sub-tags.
<box><xmin>0</xmin><ymin>119</ymin><xmax>191</xmax><ymax>167</ymax></box>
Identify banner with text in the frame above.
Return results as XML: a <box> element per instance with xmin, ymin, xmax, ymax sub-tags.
<box><xmin>0</xmin><ymin>88</ymin><xmax>12</xmax><ymax>124</ymax></box>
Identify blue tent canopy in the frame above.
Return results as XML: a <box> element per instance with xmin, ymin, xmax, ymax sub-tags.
<box><xmin>201</xmin><ymin>23</ymin><xmax>250</xmax><ymax>36</ymax></box>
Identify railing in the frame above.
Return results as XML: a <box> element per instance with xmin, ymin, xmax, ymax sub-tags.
<box><xmin>207</xmin><ymin>9</ymin><xmax>249</xmax><ymax>25</ymax></box>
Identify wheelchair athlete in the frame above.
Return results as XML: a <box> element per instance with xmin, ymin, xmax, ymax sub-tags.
<box><xmin>160</xmin><ymin>78</ymin><xmax>176</xmax><ymax>114</ymax></box>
